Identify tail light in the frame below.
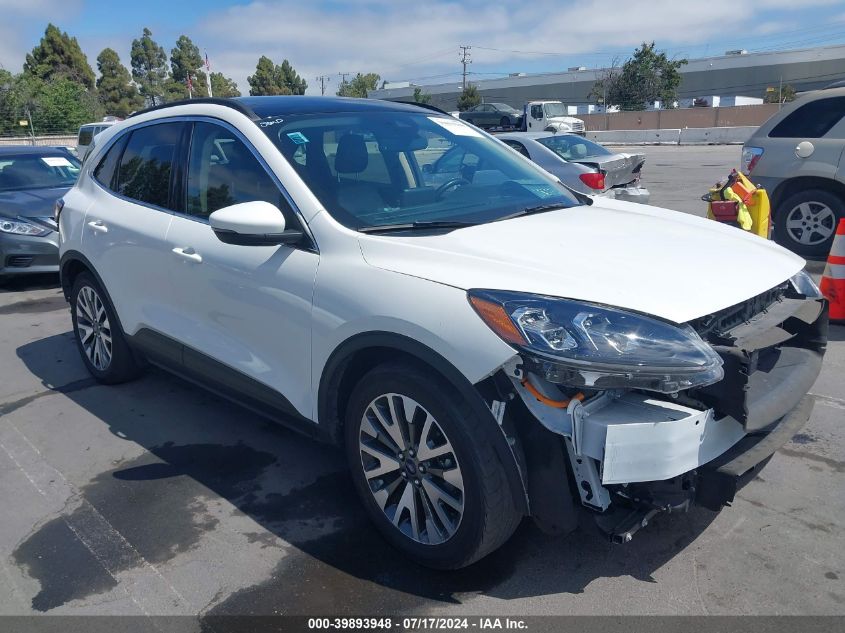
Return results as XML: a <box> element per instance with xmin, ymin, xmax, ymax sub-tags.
<box><xmin>579</xmin><ymin>172</ymin><xmax>606</xmax><ymax>191</ymax></box>
<box><xmin>741</xmin><ymin>147</ymin><xmax>764</xmax><ymax>174</ymax></box>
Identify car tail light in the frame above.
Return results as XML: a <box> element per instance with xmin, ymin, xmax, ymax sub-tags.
<box><xmin>579</xmin><ymin>172</ymin><xmax>606</xmax><ymax>190</ymax></box>
<box><xmin>741</xmin><ymin>147</ymin><xmax>763</xmax><ymax>175</ymax></box>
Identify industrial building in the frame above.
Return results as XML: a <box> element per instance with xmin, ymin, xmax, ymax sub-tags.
<box><xmin>369</xmin><ymin>44</ymin><xmax>845</xmax><ymax>111</ymax></box>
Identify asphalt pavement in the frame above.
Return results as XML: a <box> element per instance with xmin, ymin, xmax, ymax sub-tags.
<box><xmin>0</xmin><ymin>145</ymin><xmax>843</xmax><ymax>623</ymax></box>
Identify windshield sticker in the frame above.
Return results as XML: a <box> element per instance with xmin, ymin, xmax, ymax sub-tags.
<box><xmin>428</xmin><ymin>116</ymin><xmax>483</xmax><ymax>138</ymax></box>
<box><xmin>286</xmin><ymin>131</ymin><xmax>309</xmax><ymax>144</ymax></box>
<box><xmin>41</xmin><ymin>156</ymin><xmax>73</xmax><ymax>168</ymax></box>
<box><xmin>258</xmin><ymin>117</ymin><xmax>285</xmax><ymax>128</ymax></box>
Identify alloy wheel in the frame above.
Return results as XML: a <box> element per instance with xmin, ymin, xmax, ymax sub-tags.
<box><xmin>358</xmin><ymin>393</ymin><xmax>465</xmax><ymax>545</ymax></box>
<box><xmin>75</xmin><ymin>285</ymin><xmax>112</xmax><ymax>371</ymax></box>
<box><xmin>785</xmin><ymin>201</ymin><xmax>836</xmax><ymax>246</ymax></box>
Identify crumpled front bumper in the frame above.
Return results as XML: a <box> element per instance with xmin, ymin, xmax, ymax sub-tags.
<box><xmin>696</xmin><ymin>394</ymin><xmax>814</xmax><ymax>510</ymax></box>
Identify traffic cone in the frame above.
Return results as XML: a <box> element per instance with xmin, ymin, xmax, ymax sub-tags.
<box><xmin>820</xmin><ymin>218</ymin><xmax>845</xmax><ymax>323</ymax></box>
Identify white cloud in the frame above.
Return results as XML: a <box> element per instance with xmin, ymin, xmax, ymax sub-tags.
<box><xmin>0</xmin><ymin>0</ymin><xmax>84</xmax><ymax>73</ymax></box>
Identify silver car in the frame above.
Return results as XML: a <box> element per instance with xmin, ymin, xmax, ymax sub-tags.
<box><xmin>0</xmin><ymin>147</ymin><xmax>79</xmax><ymax>284</ymax></box>
<box><xmin>743</xmin><ymin>84</ymin><xmax>845</xmax><ymax>257</ymax></box>
<box><xmin>497</xmin><ymin>132</ymin><xmax>650</xmax><ymax>203</ymax></box>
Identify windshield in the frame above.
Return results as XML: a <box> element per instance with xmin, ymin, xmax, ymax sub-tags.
<box><xmin>492</xmin><ymin>103</ymin><xmax>520</xmax><ymax>114</ymax></box>
<box><xmin>543</xmin><ymin>103</ymin><xmax>567</xmax><ymax>118</ymax></box>
<box><xmin>536</xmin><ymin>135</ymin><xmax>612</xmax><ymax>161</ymax></box>
<box><xmin>0</xmin><ymin>153</ymin><xmax>81</xmax><ymax>192</ymax></box>
<box><xmin>258</xmin><ymin>111</ymin><xmax>580</xmax><ymax>231</ymax></box>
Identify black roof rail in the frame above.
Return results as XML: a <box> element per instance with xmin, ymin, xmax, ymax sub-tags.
<box><xmin>390</xmin><ymin>100</ymin><xmax>451</xmax><ymax>115</ymax></box>
<box><xmin>128</xmin><ymin>97</ymin><xmax>259</xmax><ymax>120</ymax></box>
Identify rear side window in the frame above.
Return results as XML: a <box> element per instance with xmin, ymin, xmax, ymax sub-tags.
<box><xmin>502</xmin><ymin>140</ymin><xmax>529</xmax><ymax>157</ymax></box>
<box><xmin>769</xmin><ymin>97</ymin><xmax>845</xmax><ymax>138</ymax></box>
<box><xmin>186</xmin><ymin>121</ymin><xmax>294</xmax><ymax>222</ymax></box>
<box><xmin>78</xmin><ymin>128</ymin><xmax>94</xmax><ymax>146</ymax></box>
<box><xmin>117</xmin><ymin>122</ymin><xmax>183</xmax><ymax>209</ymax></box>
<box><xmin>93</xmin><ymin>134</ymin><xmax>128</xmax><ymax>188</ymax></box>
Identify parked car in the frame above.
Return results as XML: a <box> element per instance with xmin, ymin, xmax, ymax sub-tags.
<box><xmin>60</xmin><ymin>96</ymin><xmax>825</xmax><ymax>569</ymax></box>
<box><xmin>0</xmin><ymin>146</ymin><xmax>80</xmax><ymax>284</ymax></box>
<box><xmin>459</xmin><ymin>102</ymin><xmax>523</xmax><ymax>129</ymax></box>
<box><xmin>77</xmin><ymin>119</ymin><xmax>119</xmax><ymax>160</ymax></box>
<box><xmin>743</xmin><ymin>83</ymin><xmax>845</xmax><ymax>257</ymax></box>
<box><xmin>497</xmin><ymin>132</ymin><xmax>650</xmax><ymax>203</ymax></box>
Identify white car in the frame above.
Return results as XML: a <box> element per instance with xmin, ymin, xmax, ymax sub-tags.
<box><xmin>57</xmin><ymin>97</ymin><xmax>827</xmax><ymax>569</ymax></box>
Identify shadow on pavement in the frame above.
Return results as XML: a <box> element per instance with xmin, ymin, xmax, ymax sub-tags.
<box><xmin>0</xmin><ymin>273</ymin><xmax>60</xmax><ymax>294</ymax></box>
<box><xmin>15</xmin><ymin>332</ymin><xmax>718</xmax><ymax>616</ymax></box>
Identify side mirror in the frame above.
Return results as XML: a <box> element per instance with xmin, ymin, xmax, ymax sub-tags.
<box><xmin>209</xmin><ymin>201</ymin><xmax>303</xmax><ymax>246</ymax></box>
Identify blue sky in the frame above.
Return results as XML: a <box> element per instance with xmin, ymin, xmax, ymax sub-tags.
<box><xmin>3</xmin><ymin>0</ymin><xmax>845</xmax><ymax>94</ymax></box>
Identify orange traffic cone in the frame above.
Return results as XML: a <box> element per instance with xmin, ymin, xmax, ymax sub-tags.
<box><xmin>820</xmin><ymin>218</ymin><xmax>845</xmax><ymax>323</ymax></box>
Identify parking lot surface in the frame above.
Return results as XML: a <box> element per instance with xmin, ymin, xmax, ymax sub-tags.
<box><xmin>1</xmin><ymin>145</ymin><xmax>843</xmax><ymax>620</ymax></box>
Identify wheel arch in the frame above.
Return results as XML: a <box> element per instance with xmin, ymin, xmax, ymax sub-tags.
<box><xmin>770</xmin><ymin>176</ymin><xmax>845</xmax><ymax>217</ymax></box>
<box><xmin>318</xmin><ymin>331</ymin><xmax>529</xmax><ymax>514</ymax></box>
<box><xmin>60</xmin><ymin>251</ymin><xmax>104</xmax><ymax>301</ymax></box>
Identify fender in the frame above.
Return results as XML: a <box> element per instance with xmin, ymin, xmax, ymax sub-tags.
<box><xmin>319</xmin><ymin>331</ymin><xmax>529</xmax><ymax>514</ymax></box>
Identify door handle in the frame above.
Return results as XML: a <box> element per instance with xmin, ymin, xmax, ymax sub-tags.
<box><xmin>172</xmin><ymin>247</ymin><xmax>202</xmax><ymax>263</ymax></box>
<box><xmin>87</xmin><ymin>220</ymin><xmax>108</xmax><ymax>234</ymax></box>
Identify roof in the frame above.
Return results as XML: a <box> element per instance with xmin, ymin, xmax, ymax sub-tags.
<box><xmin>129</xmin><ymin>96</ymin><xmax>432</xmax><ymax>121</ymax></box>
<box><xmin>0</xmin><ymin>145</ymin><xmax>75</xmax><ymax>156</ymax></box>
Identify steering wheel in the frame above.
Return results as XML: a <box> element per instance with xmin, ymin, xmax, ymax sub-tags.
<box><xmin>435</xmin><ymin>177</ymin><xmax>470</xmax><ymax>200</ymax></box>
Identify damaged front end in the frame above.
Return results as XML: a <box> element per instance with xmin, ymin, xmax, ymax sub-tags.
<box><xmin>470</xmin><ymin>273</ymin><xmax>827</xmax><ymax>543</ymax></box>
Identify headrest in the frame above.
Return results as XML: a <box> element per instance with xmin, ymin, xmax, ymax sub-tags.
<box><xmin>334</xmin><ymin>134</ymin><xmax>368</xmax><ymax>174</ymax></box>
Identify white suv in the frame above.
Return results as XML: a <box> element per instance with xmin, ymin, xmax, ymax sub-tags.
<box><xmin>57</xmin><ymin>97</ymin><xmax>827</xmax><ymax>569</ymax></box>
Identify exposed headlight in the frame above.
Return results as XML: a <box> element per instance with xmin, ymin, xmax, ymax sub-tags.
<box><xmin>556</xmin><ymin>123</ymin><xmax>571</xmax><ymax>131</ymax></box>
<box><xmin>789</xmin><ymin>270</ymin><xmax>822</xmax><ymax>299</ymax></box>
<box><xmin>469</xmin><ymin>290</ymin><xmax>724</xmax><ymax>393</ymax></box>
<box><xmin>0</xmin><ymin>217</ymin><xmax>50</xmax><ymax>236</ymax></box>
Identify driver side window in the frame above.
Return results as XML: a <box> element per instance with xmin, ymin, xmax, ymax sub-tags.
<box><xmin>186</xmin><ymin>122</ymin><xmax>294</xmax><ymax>222</ymax></box>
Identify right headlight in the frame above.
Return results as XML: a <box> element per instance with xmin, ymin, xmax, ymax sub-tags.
<box><xmin>469</xmin><ymin>289</ymin><xmax>724</xmax><ymax>394</ymax></box>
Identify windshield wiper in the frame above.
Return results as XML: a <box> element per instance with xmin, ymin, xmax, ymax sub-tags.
<box><xmin>358</xmin><ymin>220</ymin><xmax>478</xmax><ymax>234</ymax></box>
<box><xmin>495</xmin><ymin>203</ymin><xmax>569</xmax><ymax>222</ymax></box>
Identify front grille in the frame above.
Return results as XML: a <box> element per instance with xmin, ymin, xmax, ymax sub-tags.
<box><xmin>6</xmin><ymin>255</ymin><xmax>34</xmax><ymax>268</ymax></box>
<box><xmin>690</xmin><ymin>282</ymin><xmax>789</xmax><ymax>341</ymax></box>
<box><xmin>571</xmin><ymin>121</ymin><xmax>585</xmax><ymax>132</ymax></box>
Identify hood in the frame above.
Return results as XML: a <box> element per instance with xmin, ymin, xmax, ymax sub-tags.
<box><xmin>0</xmin><ymin>187</ymin><xmax>69</xmax><ymax>219</ymax></box>
<box><xmin>547</xmin><ymin>116</ymin><xmax>583</xmax><ymax>125</ymax></box>
<box><xmin>358</xmin><ymin>199</ymin><xmax>804</xmax><ymax>324</ymax></box>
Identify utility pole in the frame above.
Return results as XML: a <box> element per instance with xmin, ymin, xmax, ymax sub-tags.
<box><xmin>459</xmin><ymin>45</ymin><xmax>472</xmax><ymax>91</ymax></box>
<box><xmin>26</xmin><ymin>108</ymin><xmax>35</xmax><ymax>145</ymax></box>
<box><xmin>316</xmin><ymin>75</ymin><xmax>331</xmax><ymax>95</ymax></box>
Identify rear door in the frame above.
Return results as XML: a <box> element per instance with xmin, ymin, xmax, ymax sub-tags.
<box><xmin>162</xmin><ymin>119</ymin><xmax>319</xmax><ymax>417</ymax></box>
<box><xmin>83</xmin><ymin>121</ymin><xmax>186</xmax><ymax>337</ymax></box>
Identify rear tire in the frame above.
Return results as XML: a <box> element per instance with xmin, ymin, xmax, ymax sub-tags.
<box><xmin>70</xmin><ymin>272</ymin><xmax>141</xmax><ymax>384</ymax></box>
<box><xmin>773</xmin><ymin>188</ymin><xmax>843</xmax><ymax>258</ymax></box>
<box><xmin>344</xmin><ymin>362</ymin><xmax>521</xmax><ymax>569</ymax></box>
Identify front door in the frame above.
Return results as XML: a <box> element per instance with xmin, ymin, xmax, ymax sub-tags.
<box><xmin>163</xmin><ymin>120</ymin><xmax>319</xmax><ymax>418</ymax></box>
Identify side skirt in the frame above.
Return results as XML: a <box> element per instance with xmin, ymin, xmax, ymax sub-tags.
<box><xmin>128</xmin><ymin>328</ymin><xmax>329</xmax><ymax>443</ymax></box>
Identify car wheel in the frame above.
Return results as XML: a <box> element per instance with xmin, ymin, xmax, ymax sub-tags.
<box><xmin>70</xmin><ymin>272</ymin><xmax>141</xmax><ymax>384</ymax></box>
<box><xmin>774</xmin><ymin>189</ymin><xmax>843</xmax><ymax>257</ymax></box>
<box><xmin>500</xmin><ymin>116</ymin><xmax>510</xmax><ymax>128</ymax></box>
<box><xmin>345</xmin><ymin>362</ymin><xmax>522</xmax><ymax>569</ymax></box>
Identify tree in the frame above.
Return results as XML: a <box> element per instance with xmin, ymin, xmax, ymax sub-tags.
<box><xmin>457</xmin><ymin>84</ymin><xmax>481</xmax><ymax>111</ymax></box>
<box><xmin>169</xmin><ymin>35</ymin><xmax>208</xmax><ymax>99</ymax></box>
<box><xmin>412</xmin><ymin>87</ymin><xmax>431</xmax><ymax>105</ymax></box>
<box><xmin>0</xmin><ymin>72</ymin><xmax>101</xmax><ymax>136</ymax></box>
<box><xmin>764</xmin><ymin>84</ymin><xmax>796</xmax><ymax>104</ymax></box>
<box><xmin>247</xmin><ymin>56</ymin><xmax>307</xmax><ymax>95</ymax></box>
<box><xmin>336</xmin><ymin>72</ymin><xmax>380</xmax><ymax>98</ymax></box>
<box><xmin>23</xmin><ymin>24</ymin><xmax>95</xmax><ymax>89</ymax></box>
<box><xmin>210</xmin><ymin>72</ymin><xmax>241</xmax><ymax>97</ymax></box>
<box><xmin>589</xmin><ymin>42</ymin><xmax>687</xmax><ymax>111</ymax></box>
<box><xmin>96</xmin><ymin>48</ymin><xmax>143</xmax><ymax>117</ymax></box>
<box><xmin>130</xmin><ymin>28</ymin><xmax>168</xmax><ymax>106</ymax></box>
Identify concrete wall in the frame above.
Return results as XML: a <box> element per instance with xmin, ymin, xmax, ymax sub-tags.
<box><xmin>580</xmin><ymin>104</ymin><xmax>779</xmax><ymax>131</ymax></box>
<box><xmin>0</xmin><ymin>135</ymin><xmax>77</xmax><ymax>147</ymax></box>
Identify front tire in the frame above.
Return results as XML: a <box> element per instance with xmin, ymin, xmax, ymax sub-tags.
<box><xmin>773</xmin><ymin>188</ymin><xmax>843</xmax><ymax>257</ymax></box>
<box><xmin>345</xmin><ymin>362</ymin><xmax>521</xmax><ymax>569</ymax></box>
<box><xmin>70</xmin><ymin>272</ymin><xmax>141</xmax><ymax>384</ymax></box>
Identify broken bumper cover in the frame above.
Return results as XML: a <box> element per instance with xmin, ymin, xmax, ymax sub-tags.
<box><xmin>696</xmin><ymin>394</ymin><xmax>814</xmax><ymax>510</ymax></box>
